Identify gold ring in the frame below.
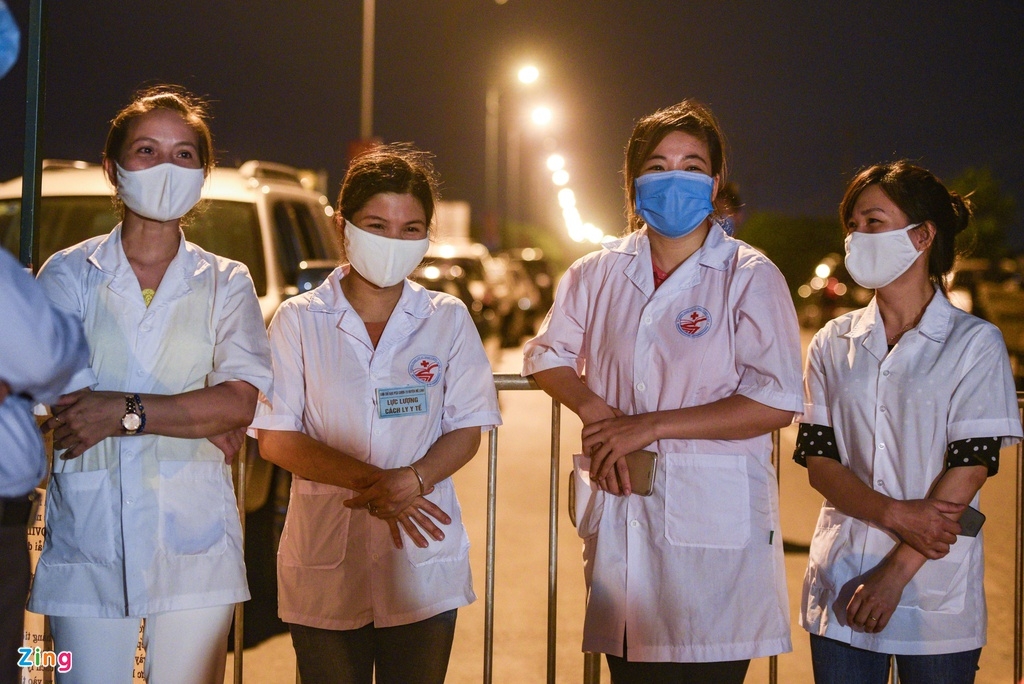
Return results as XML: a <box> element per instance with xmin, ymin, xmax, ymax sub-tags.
<box><xmin>868</xmin><ymin>617</ymin><xmax>878</xmax><ymax>621</ymax></box>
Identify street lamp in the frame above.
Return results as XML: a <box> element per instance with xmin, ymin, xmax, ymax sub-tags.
<box><xmin>484</xmin><ymin>63</ymin><xmax>542</xmax><ymax>246</ymax></box>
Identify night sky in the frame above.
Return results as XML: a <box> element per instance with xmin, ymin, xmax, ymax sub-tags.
<box><xmin>2</xmin><ymin>1</ymin><xmax>1022</xmax><ymax>244</ymax></box>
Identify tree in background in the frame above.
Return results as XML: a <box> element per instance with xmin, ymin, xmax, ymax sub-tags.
<box><xmin>949</xmin><ymin>167</ymin><xmax>1017</xmax><ymax>262</ymax></box>
<box><xmin>737</xmin><ymin>212</ymin><xmax>842</xmax><ymax>295</ymax></box>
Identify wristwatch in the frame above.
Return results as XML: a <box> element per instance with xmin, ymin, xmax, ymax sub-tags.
<box><xmin>121</xmin><ymin>393</ymin><xmax>146</xmax><ymax>435</ymax></box>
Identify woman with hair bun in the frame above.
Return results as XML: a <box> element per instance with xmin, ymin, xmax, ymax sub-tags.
<box><xmin>795</xmin><ymin>161</ymin><xmax>1022</xmax><ymax>683</ymax></box>
<box><xmin>254</xmin><ymin>144</ymin><xmax>500</xmax><ymax>684</ymax></box>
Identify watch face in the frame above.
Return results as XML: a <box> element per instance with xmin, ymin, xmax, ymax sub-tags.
<box><xmin>122</xmin><ymin>413</ymin><xmax>142</xmax><ymax>432</ymax></box>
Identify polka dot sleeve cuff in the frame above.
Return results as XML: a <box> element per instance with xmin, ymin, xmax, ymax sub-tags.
<box><xmin>793</xmin><ymin>423</ymin><xmax>839</xmax><ymax>467</ymax></box>
<box><xmin>946</xmin><ymin>437</ymin><xmax>1001</xmax><ymax>476</ymax></box>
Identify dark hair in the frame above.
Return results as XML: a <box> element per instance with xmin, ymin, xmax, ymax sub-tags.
<box><xmin>338</xmin><ymin>143</ymin><xmax>439</xmax><ymax>227</ymax></box>
<box><xmin>104</xmin><ymin>85</ymin><xmax>215</xmax><ymax>175</ymax></box>
<box><xmin>839</xmin><ymin>161</ymin><xmax>972</xmax><ymax>286</ymax></box>
<box><xmin>623</xmin><ymin>99</ymin><xmax>727</xmax><ymax>233</ymax></box>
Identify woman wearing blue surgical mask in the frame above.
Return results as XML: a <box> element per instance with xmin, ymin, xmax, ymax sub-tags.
<box><xmin>795</xmin><ymin>161</ymin><xmax>1022</xmax><ymax>683</ymax></box>
<box><xmin>29</xmin><ymin>86</ymin><xmax>273</xmax><ymax>683</ymax></box>
<box><xmin>523</xmin><ymin>100</ymin><xmax>803</xmax><ymax>683</ymax></box>
<box><xmin>253</xmin><ymin>144</ymin><xmax>500</xmax><ymax>684</ymax></box>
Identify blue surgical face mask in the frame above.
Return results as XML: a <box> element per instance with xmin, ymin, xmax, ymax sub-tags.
<box><xmin>634</xmin><ymin>170</ymin><xmax>715</xmax><ymax>238</ymax></box>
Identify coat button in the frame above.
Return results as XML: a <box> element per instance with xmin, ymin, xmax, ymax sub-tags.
<box><xmin>636</xmin><ymin>382</ymin><xmax>646</xmax><ymax>392</ymax></box>
<box><xmin>630</xmin><ymin>520</ymin><xmax>640</xmax><ymax>528</ymax></box>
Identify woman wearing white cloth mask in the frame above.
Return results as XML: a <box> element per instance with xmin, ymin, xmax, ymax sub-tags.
<box><xmin>795</xmin><ymin>161</ymin><xmax>1022</xmax><ymax>683</ymax></box>
<box><xmin>254</xmin><ymin>145</ymin><xmax>500</xmax><ymax>684</ymax></box>
<box><xmin>30</xmin><ymin>86</ymin><xmax>272</xmax><ymax>683</ymax></box>
<box><xmin>523</xmin><ymin>100</ymin><xmax>803</xmax><ymax>683</ymax></box>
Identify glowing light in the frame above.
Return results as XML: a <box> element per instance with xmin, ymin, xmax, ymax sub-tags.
<box><xmin>583</xmin><ymin>223</ymin><xmax>605</xmax><ymax>244</ymax></box>
<box><xmin>531</xmin><ymin>106</ymin><xmax>553</xmax><ymax>126</ymax></box>
<box><xmin>438</xmin><ymin>245</ymin><xmax>456</xmax><ymax>258</ymax></box>
<box><xmin>422</xmin><ymin>266</ymin><xmax>441</xmax><ymax>280</ymax></box>
<box><xmin>552</xmin><ymin>169</ymin><xmax>570</xmax><ymax>186</ymax></box>
<box><xmin>546</xmin><ymin>154</ymin><xmax>565</xmax><ymax>171</ymax></box>
<box><xmin>814</xmin><ymin>263</ymin><xmax>832</xmax><ymax>279</ymax></box>
<box><xmin>798</xmin><ymin>285</ymin><xmax>813</xmax><ymax>298</ymax></box>
<box><xmin>810</xmin><ymin>276</ymin><xmax>825</xmax><ymax>290</ymax></box>
<box><xmin>557</xmin><ymin>188</ymin><xmax>576</xmax><ymax>209</ymax></box>
<box><xmin>834</xmin><ymin>282</ymin><xmax>848</xmax><ymax>296</ymax></box>
<box><xmin>517</xmin><ymin>65</ymin><xmax>539</xmax><ymax>84</ymax></box>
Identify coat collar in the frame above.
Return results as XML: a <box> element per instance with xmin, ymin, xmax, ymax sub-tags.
<box><xmin>605</xmin><ymin>223</ymin><xmax>736</xmax><ymax>296</ymax></box>
<box><xmin>307</xmin><ymin>266</ymin><xmax>436</xmax><ymax>351</ymax></box>
<box><xmin>844</xmin><ymin>286</ymin><xmax>952</xmax><ymax>358</ymax></box>
<box><xmin>86</xmin><ymin>224</ymin><xmax>210</xmax><ymax>306</ymax></box>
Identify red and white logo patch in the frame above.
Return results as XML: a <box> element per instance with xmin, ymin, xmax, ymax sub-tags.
<box><xmin>408</xmin><ymin>355</ymin><xmax>442</xmax><ymax>386</ymax></box>
<box><xmin>675</xmin><ymin>306</ymin><xmax>712</xmax><ymax>338</ymax></box>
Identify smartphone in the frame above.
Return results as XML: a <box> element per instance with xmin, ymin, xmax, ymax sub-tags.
<box><xmin>624</xmin><ymin>450</ymin><xmax>658</xmax><ymax>497</ymax></box>
<box><xmin>958</xmin><ymin>505</ymin><xmax>986</xmax><ymax>537</ymax></box>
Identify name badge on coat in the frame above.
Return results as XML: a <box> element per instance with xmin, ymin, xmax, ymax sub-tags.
<box><xmin>376</xmin><ymin>386</ymin><xmax>428</xmax><ymax>419</ymax></box>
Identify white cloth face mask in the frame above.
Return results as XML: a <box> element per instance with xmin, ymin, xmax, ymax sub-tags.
<box><xmin>844</xmin><ymin>223</ymin><xmax>923</xmax><ymax>289</ymax></box>
<box><xmin>116</xmin><ymin>162</ymin><xmax>206</xmax><ymax>222</ymax></box>
<box><xmin>344</xmin><ymin>220</ymin><xmax>429</xmax><ymax>288</ymax></box>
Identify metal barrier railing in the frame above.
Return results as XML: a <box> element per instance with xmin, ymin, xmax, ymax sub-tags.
<box><xmin>227</xmin><ymin>385</ymin><xmax>1024</xmax><ymax>684</ymax></box>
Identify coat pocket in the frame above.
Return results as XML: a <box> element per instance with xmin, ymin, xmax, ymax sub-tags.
<box><xmin>902</xmin><ymin>535</ymin><xmax>976</xmax><ymax>614</ymax></box>
<box><xmin>279</xmin><ymin>478</ymin><xmax>351</xmax><ymax>569</ymax></box>
<box><xmin>804</xmin><ymin>520</ymin><xmax>846</xmax><ymax>621</ymax></box>
<box><xmin>157</xmin><ymin>460</ymin><xmax>229</xmax><ymax>556</ymax></box>
<box><xmin>570</xmin><ymin>454</ymin><xmax>604</xmax><ymax>539</ymax></box>
<box><xmin>404</xmin><ymin>479</ymin><xmax>470</xmax><ymax>567</ymax></box>
<box><xmin>664</xmin><ymin>453</ymin><xmax>750</xmax><ymax>548</ymax></box>
<box><xmin>45</xmin><ymin>470</ymin><xmax>117</xmax><ymax>564</ymax></box>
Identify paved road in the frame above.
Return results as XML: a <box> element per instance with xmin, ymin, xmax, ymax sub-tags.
<box><xmin>227</xmin><ymin>336</ymin><xmax>1021</xmax><ymax>683</ymax></box>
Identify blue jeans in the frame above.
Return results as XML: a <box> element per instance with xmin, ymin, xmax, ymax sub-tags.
<box><xmin>810</xmin><ymin>634</ymin><xmax>981</xmax><ymax>684</ymax></box>
<box><xmin>289</xmin><ymin>609</ymin><xmax>457</xmax><ymax>684</ymax></box>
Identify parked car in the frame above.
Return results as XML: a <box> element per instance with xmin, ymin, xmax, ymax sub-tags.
<box><xmin>491</xmin><ymin>253</ymin><xmax>543</xmax><ymax>347</ymax></box>
<box><xmin>500</xmin><ymin>247</ymin><xmax>556</xmax><ymax>332</ymax></box>
<box><xmin>411</xmin><ymin>241</ymin><xmax>504</xmax><ymax>346</ymax></box>
<box><xmin>0</xmin><ymin>159</ymin><xmax>339</xmax><ymax>323</ymax></box>
<box><xmin>795</xmin><ymin>253</ymin><xmax>872</xmax><ymax>329</ymax></box>
<box><xmin>0</xmin><ymin>158</ymin><xmax>339</xmax><ymax>646</ymax></box>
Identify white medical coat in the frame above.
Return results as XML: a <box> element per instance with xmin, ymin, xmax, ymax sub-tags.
<box><xmin>523</xmin><ymin>226</ymin><xmax>803</xmax><ymax>662</ymax></box>
<box><xmin>251</xmin><ymin>268</ymin><xmax>501</xmax><ymax>629</ymax></box>
<box><xmin>28</xmin><ymin>226</ymin><xmax>273</xmax><ymax>618</ymax></box>
<box><xmin>800</xmin><ymin>291</ymin><xmax>1023</xmax><ymax>655</ymax></box>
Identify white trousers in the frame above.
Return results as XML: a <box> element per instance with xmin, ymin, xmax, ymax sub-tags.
<box><xmin>49</xmin><ymin>604</ymin><xmax>234</xmax><ymax>684</ymax></box>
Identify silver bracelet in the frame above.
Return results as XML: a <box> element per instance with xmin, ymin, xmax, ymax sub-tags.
<box><xmin>407</xmin><ymin>464</ymin><xmax>426</xmax><ymax>496</ymax></box>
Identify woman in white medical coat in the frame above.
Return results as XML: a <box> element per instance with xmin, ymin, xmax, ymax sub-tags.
<box><xmin>31</xmin><ymin>86</ymin><xmax>273</xmax><ymax>683</ymax></box>
<box><xmin>523</xmin><ymin>100</ymin><xmax>803</xmax><ymax>684</ymax></box>
<box><xmin>795</xmin><ymin>161</ymin><xmax>1023</xmax><ymax>683</ymax></box>
<box><xmin>254</xmin><ymin>145</ymin><xmax>500</xmax><ymax>684</ymax></box>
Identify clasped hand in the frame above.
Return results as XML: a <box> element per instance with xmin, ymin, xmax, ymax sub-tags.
<box><xmin>344</xmin><ymin>467</ymin><xmax>451</xmax><ymax>551</ymax></box>
<box><xmin>43</xmin><ymin>388</ymin><xmax>245</xmax><ymax>463</ymax></box>
<box><xmin>579</xmin><ymin>400</ymin><xmax>655</xmax><ymax>496</ymax></box>
<box><xmin>886</xmin><ymin>498</ymin><xmax>964</xmax><ymax>559</ymax></box>
<box><xmin>43</xmin><ymin>388</ymin><xmax>123</xmax><ymax>459</ymax></box>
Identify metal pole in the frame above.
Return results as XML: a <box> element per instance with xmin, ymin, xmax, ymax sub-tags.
<box><xmin>768</xmin><ymin>428</ymin><xmax>780</xmax><ymax>684</ymax></box>
<box><xmin>484</xmin><ymin>86</ymin><xmax>500</xmax><ymax>219</ymax></box>
<box><xmin>506</xmin><ymin>123</ymin><xmax>520</xmax><ymax>226</ymax></box>
<box><xmin>546</xmin><ymin>399</ymin><xmax>561</xmax><ymax>684</ymax></box>
<box><xmin>360</xmin><ymin>0</ymin><xmax>375</xmax><ymax>139</ymax></box>
<box><xmin>484</xmin><ymin>425</ymin><xmax>499</xmax><ymax>684</ymax></box>
<box><xmin>1015</xmin><ymin>396</ymin><xmax>1023</xmax><ymax>682</ymax></box>
<box><xmin>20</xmin><ymin>0</ymin><xmax>45</xmax><ymax>270</ymax></box>
<box><xmin>583</xmin><ymin>652</ymin><xmax>601</xmax><ymax>683</ymax></box>
<box><xmin>233</xmin><ymin>440</ymin><xmax>247</xmax><ymax>684</ymax></box>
